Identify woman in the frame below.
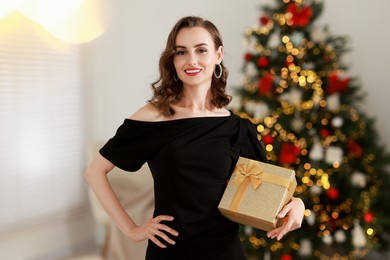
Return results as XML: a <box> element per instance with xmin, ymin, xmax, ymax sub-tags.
<box><xmin>85</xmin><ymin>16</ymin><xmax>305</xmax><ymax>260</ymax></box>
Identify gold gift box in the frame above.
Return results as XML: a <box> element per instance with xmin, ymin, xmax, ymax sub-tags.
<box><xmin>218</xmin><ymin>156</ymin><xmax>297</xmax><ymax>231</ymax></box>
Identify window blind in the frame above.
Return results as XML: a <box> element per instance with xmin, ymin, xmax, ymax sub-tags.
<box><xmin>0</xmin><ymin>14</ymin><xmax>86</xmax><ymax>233</ymax></box>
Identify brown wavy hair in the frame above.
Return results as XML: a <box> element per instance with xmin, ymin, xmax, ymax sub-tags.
<box><xmin>148</xmin><ymin>16</ymin><xmax>231</xmax><ymax>116</ymax></box>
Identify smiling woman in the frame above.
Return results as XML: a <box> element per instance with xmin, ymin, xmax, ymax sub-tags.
<box><xmin>173</xmin><ymin>28</ymin><xmax>223</xmax><ymax>87</ymax></box>
<box><xmin>84</xmin><ymin>15</ymin><xmax>304</xmax><ymax>260</ymax></box>
<box><xmin>148</xmin><ymin>17</ymin><xmax>230</xmax><ymax>118</ymax></box>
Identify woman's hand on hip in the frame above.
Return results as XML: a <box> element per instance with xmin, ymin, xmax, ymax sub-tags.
<box><xmin>127</xmin><ymin>215</ymin><xmax>179</xmax><ymax>248</ymax></box>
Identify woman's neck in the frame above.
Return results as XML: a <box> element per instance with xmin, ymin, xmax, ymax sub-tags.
<box><xmin>176</xmin><ymin>84</ymin><xmax>213</xmax><ymax>112</ymax></box>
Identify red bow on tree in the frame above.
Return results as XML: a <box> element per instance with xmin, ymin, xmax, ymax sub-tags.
<box><xmin>287</xmin><ymin>3</ymin><xmax>313</xmax><ymax>27</ymax></box>
<box><xmin>327</xmin><ymin>187</ymin><xmax>340</xmax><ymax>200</ymax></box>
<box><xmin>259</xmin><ymin>15</ymin><xmax>270</xmax><ymax>26</ymax></box>
<box><xmin>257</xmin><ymin>56</ymin><xmax>269</xmax><ymax>68</ymax></box>
<box><xmin>258</xmin><ymin>72</ymin><xmax>273</xmax><ymax>96</ymax></box>
<box><xmin>279</xmin><ymin>142</ymin><xmax>301</xmax><ymax>165</ymax></box>
<box><xmin>363</xmin><ymin>212</ymin><xmax>374</xmax><ymax>223</ymax></box>
<box><xmin>262</xmin><ymin>134</ymin><xmax>274</xmax><ymax>145</ymax></box>
<box><xmin>280</xmin><ymin>254</ymin><xmax>293</xmax><ymax>260</ymax></box>
<box><xmin>244</xmin><ymin>52</ymin><xmax>253</xmax><ymax>61</ymax></box>
<box><xmin>347</xmin><ymin>140</ymin><xmax>363</xmax><ymax>158</ymax></box>
<box><xmin>326</xmin><ymin>73</ymin><xmax>350</xmax><ymax>94</ymax></box>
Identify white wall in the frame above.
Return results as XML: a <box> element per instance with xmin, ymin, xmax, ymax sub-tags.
<box><xmin>83</xmin><ymin>0</ymin><xmax>390</xmax><ymax>151</ymax></box>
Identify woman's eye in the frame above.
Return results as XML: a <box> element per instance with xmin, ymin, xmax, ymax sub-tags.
<box><xmin>175</xmin><ymin>50</ymin><xmax>186</xmax><ymax>55</ymax></box>
<box><xmin>197</xmin><ymin>48</ymin><xmax>207</xmax><ymax>54</ymax></box>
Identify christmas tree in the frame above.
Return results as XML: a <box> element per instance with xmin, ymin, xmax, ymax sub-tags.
<box><xmin>233</xmin><ymin>0</ymin><xmax>390</xmax><ymax>259</ymax></box>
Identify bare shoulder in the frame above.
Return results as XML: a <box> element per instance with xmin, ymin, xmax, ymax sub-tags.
<box><xmin>215</xmin><ymin>107</ymin><xmax>231</xmax><ymax>116</ymax></box>
<box><xmin>129</xmin><ymin>103</ymin><xmax>164</xmax><ymax>122</ymax></box>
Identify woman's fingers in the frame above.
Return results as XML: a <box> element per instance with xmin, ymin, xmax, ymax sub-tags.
<box><xmin>277</xmin><ymin>202</ymin><xmax>291</xmax><ymax>218</ymax></box>
<box><xmin>148</xmin><ymin>234</ymin><xmax>167</xmax><ymax>248</ymax></box>
<box><xmin>157</xmin><ymin>223</ymin><xmax>179</xmax><ymax>237</ymax></box>
<box><xmin>152</xmin><ymin>228</ymin><xmax>176</xmax><ymax>245</ymax></box>
<box><xmin>151</xmin><ymin>215</ymin><xmax>179</xmax><ymax>236</ymax></box>
<box><xmin>267</xmin><ymin>221</ymin><xmax>290</xmax><ymax>240</ymax></box>
<box><xmin>267</xmin><ymin>216</ymin><xmax>302</xmax><ymax>240</ymax></box>
<box><xmin>267</xmin><ymin>198</ymin><xmax>305</xmax><ymax>240</ymax></box>
<box><xmin>147</xmin><ymin>215</ymin><xmax>178</xmax><ymax>248</ymax></box>
<box><xmin>153</xmin><ymin>215</ymin><xmax>175</xmax><ymax>222</ymax></box>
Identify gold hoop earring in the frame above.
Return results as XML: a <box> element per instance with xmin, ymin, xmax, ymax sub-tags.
<box><xmin>214</xmin><ymin>63</ymin><xmax>222</xmax><ymax>79</ymax></box>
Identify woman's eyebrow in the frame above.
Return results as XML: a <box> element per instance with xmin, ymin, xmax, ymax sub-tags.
<box><xmin>175</xmin><ymin>43</ymin><xmax>208</xmax><ymax>49</ymax></box>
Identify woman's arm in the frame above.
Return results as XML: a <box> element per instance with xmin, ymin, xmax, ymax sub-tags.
<box><xmin>85</xmin><ymin>154</ymin><xmax>178</xmax><ymax>248</ymax></box>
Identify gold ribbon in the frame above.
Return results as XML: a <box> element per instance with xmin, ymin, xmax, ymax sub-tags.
<box><xmin>229</xmin><ymin>159</ymin><xmax>292</xmax><ymax>211</ymax></box>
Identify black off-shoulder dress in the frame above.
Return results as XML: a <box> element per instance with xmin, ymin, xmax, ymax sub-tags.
<box><xmin>99</xmin><ymin>112</ymin><xmax>266</xmax><ymax>260</ymax></box>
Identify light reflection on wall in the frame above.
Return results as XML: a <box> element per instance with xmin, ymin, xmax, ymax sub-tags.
<box><xmin>0</xmin><ymin>0</ymin><xmax>111</xmax><ymax>44</ymax></box>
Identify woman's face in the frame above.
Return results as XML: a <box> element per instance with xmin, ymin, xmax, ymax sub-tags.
<box><xmin>173</xmin><ymin>27</ymin><xmax>223</xmax><ymax>88</ymax></box>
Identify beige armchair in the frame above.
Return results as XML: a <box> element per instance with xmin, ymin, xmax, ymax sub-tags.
<box><xmin>87</xmin><ymin>143</ymin><xmax>154</xmax><ymax>260</ymax></box>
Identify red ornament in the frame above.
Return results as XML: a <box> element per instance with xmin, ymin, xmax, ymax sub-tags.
<box><xmin>244</xmin><ymin>52</ymin><xmax>253</xmax><ymax>61</ymax></box>
<box><xmin>363</xmin><ymin>212</ymin><xmax>374</xmax><ymax>223</ymax></box>
<box><xmin>258</xmin><ymin>73</ymin><xmax>274</xmax><ymax>96</ymax></box>
<box><xmin>262</xmin><ymin>134</ymin><xmax>274</xmax><ymax>145</ymax></box>
<box><xmin>326</xmin><ymin>73</ymin><xmax>350</xmax><ymax>94</ymax></box>
<box><xmin>287</xmin><ymin>3</ymin><xmax>313</xmax><ymax>27</ymax></box>
<box><xmin>257</xmin><ymin>56</ymin><xmax>269</xmax><ymax>68</ymax></box>
<box><xmin>280</xmin><ymin>254</ymin><xmax>293</xmax><ymax>260</ymax></box>
<box><xmin>279</xmin><ymin>142</ymin><xmax>300</xmax><ymax>165</ymax></box>
<box><xmin>327</xmin><ymin>188</ymin><xmax>339</xmax><ymax>200</ymax></box>
<box><xmin>320</xmin><ymin>128</ymin><xmax>330</xmax><ymax>138</ymax></box>
<box><xmin>347</xmin><ymin>140</ymin><xmax>363</xmax><ymax>158</ymax></box>
<box><xmin>260</xmin><ymin>15</ymin><xmax>270</xmax><ymax>26</ymax></box>
<box><xmin>323</xmin><ymin>54</ymin><xmax>331</xmax><ymax>64</ymax></box>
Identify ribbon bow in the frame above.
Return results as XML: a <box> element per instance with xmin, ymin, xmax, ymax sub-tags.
<box><xmin>234</xmin><ymin>161</ymin><xmax>264</xmax><ymax>190</ymax></box>
<box><xmin>229</xmin><ymin>158</ymin><xmax>292</xmax><ymax>212</ymax></box>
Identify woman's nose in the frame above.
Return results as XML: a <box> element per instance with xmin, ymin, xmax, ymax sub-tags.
<box><xmin>187</xmin><ymin>53</ymin><xmax>197</xmax><ymax>66</ymax></box>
